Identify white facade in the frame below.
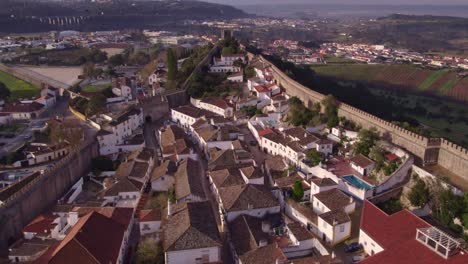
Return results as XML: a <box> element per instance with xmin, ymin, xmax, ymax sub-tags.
<box><xmin>317</xmin><ymin>217</ymin><xmax>351</xmax><ymax>246</ymax></box>
<box><xmin>171</xmin><ymin>109</ymin><xmax>198</xmax><ymax>129</ymax></box>
<box><xmin>151</xmin><ymin>175</ymin><xmax>174</xmax><ymax>192</ymax></box>
<box><xmin>139</xmin><ymin>220</ymin><xmax>161</xmax><ymax>236</ymax></box>
<box><xmin>359</xmin><ymin>230</ymin><xmax>384</xmax><ymax>256</ymax></box>
<box><xmin>166</xmin><ymin>246</ymin><xmax>221</xmax><ymax>264</ymax></box>
<box><xmin>225</xmin><ymin>206</ymin><xmax>280</xmax><ymax>223</ymax></box>
<box><xmin>311</xmin><ymin>195</ymin><xmax>355</xmax><ymax>215</ymax></box>
<box><xmin>197</xmin><ymin>101</ymin><xmax>233</xmax><ymax>118</ymax></box>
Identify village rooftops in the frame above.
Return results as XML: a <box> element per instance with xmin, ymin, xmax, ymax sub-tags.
<box><xmin>287</xmin><ymin>222</ymin><xmax>315</xmax><ymax>241</ymax></box>
<box><xmin>23</xmin><ymin>213</ymin><xmax>57</xmax><ymax>236</ymax></box>
<box><xmin>70</xmin><ymin>207</ymin><xmax>133</xmax><ymax>228</ymax></box>
<box><xmin>174</xmin><ymin>158</ymin><xmax>205</xmax><ymax>200</ymax></box>
<box><xmin>138</xmin><ymin>209</ymin><xmax>162</xmax><ymax>222</ymax></box>
<box><xmin>201</xmin><ymin>97</ymin><xmax>231</xmax><ymax>110</ymax></box>
<box><xmin>172</xmin><ymin>105</ymin><xmax>216</xmax><ymax>119</ymax></box>
<box><xmin>313</xmin><ymin>189</ymin><xmax>353</xmax><ymax>212</ymax></box>
<box><xmin>163</xmin><ymin>201</ymin><xmax>221</xmax><ymax>251</ymax></box>
<box><xmin>108</xmin><ymin>107</ymin><xmax>141</xmax><ymax>127</ymax></box>
<box><xmin>286</xmin><ymin>199</ymin><xmax>318</xmax><ymax>225</ymax></box>
<box><xmin>103</xmin><ymin>178</ymin><xmax>142</xmax><ymax>197</ymax></box>
<box><xmin>36</xmin><ymin>211</ymin><xmax>130</xmax><ymax>264</ymax></box>
<box><xmin>274</xmin><ymin>172</ymin><xmax>308</xmax><ymax>190</ymax></box>
<box><xmin>239</xmin><ymin>243</ymin><xmax>287</xmax><ymax>264</ymax></box>
<box><xmin>311</xmin><ymin>177</ymin><xmax>338</xmax><ymax>187</ymax></box>
<box><xmin>129</xmin><ymin>161</ymin><xmax>149</xmax><ymax>179</ymax></box>
<box><xmin>209</xmin><ymin>168</ymin><xmax>245</xmax><ymax>189</ymax></box>
<box><xmin>2</xmin><ymin>101</ymin><xmax>44</xmax><ymax>113</ymax></box>
<box><xmin>359</xmin><ymin>200</ymin><xmax>468</xmax><ymax>264</ymax></box>
<box><xmin>239</xmin><ymin>166</ymin><xmax>264</xmax><ymax>179</ymax></box>
<box><xmin>350</xmin><ymin>154</ymin><xmax>375</xmax><ymax>168</ymax></box>
<box><xmin>151</xmin><ymin>160</ymin><xmax>177</xmax><ymax>181</ymax></box>
<box><xmin>219</xmin><ymin>184</ymin><xmax>279</xmax><ymax>212</ymax></box>
<box><xmin>319</xmin><ymin>209</ymin><xmax>350</xmax><ymax>226</ymax></box>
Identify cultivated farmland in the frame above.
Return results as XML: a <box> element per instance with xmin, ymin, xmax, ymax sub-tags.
<box><xmin>0</xmin><ymin>70</ymin><xmax>39</xmax><ymax>100</ymax></box>
<box><xmin>311</xmin><ymin>64</ymin><xmax>468</xmax><ymax>102</ymax></box>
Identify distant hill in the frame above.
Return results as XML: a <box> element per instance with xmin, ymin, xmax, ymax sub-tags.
<box><xmin>311</xmin><ymin>64</ymin><xmax>468</xmax><ymax>102</ymax></box>
<box><xmin>350</xmin><ymin>14</ymin><xmax>468</xmax><ymax>54</ymax></box>
<box><xmin>0</xmin><ymin>0</ymin><xmax>249</xmax><ymax>33</ymax></box>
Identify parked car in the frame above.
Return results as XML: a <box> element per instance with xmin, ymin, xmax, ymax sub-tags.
<box><xmin>352</xmin><ymin>255</ymin><xmax>365</xmax><ymax>263</ymax></box>
<box><xmin>344</xmin><ymin>242</ymin><xmax>362</xmax><ymax>253</ymax></box>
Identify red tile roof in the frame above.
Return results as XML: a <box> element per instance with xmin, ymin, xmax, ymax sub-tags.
<box><xmin>139</xmin><ymin>209</ymin><xmax>162</xmax><ymax>222</ymax></box>
<box><xmin>258</xmin><ymin>128</ymin><xmax>274</xmax><ymax>137</ymax></box>
<box><xmin>23</xmin><ymin>213</ymin><xmax>57</xmax><ymax>235</ymax></box>
<box><xmin>37</xmin><ymin>211</ymin><xmax>128</xmax><ymax>264</ymax></box>
<box><xmin>254</xmin><ymin>85</ymin><xmax>269</xmax><ymax>93</ymax></box>
<box><xmin>360</xmin><ymin>200</ymin><xmax>468</xmax><ymax>264</ymax></box>
<box><xmin>385</xmin><ymin>153</ymin><xmax>399</xmax><ymax>162</ymax></box>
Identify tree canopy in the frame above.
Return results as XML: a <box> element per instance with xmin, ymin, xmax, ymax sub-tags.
<box><xmin>354</xmin><ymin>127</ymin><xmax>380</xmax><ymax>156</ymax></box>
<box><xmin>166</xmin><ymin>48</ymin><xmax>178</xmax><ymax>82</ymax></box>
<box><xmin>0</xmin><ymin>82</ymin><xmax>11</xmax><ymax>100</ymax></box>
<box><xmin>306</xmin><ymin>149</ymin><xmax>322</xmax><ymax>166</ymax></box>
<box><xmin>408</xmin><ymin>176</ymin><xmax>430</xmax><ymax>208</ymax></box>
<box><xmin>292</xmin><ymin>180</ymin><xmax>304</xmax><ymax>201</ymax></box>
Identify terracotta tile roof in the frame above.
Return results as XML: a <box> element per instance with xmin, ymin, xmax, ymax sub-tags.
<box><xmin>219</xmin><ymin>184</ymin><xmax>279</xmax><ymax>212</ymax></box>
<box><xmin>265</xmin><ymin>155</ymin><xmax>288</xmax><ymax>172</ymax></box>
<box><xmin>239</xmin><ymin>243</ymin><xmax>287</xmax><ymax>264</ymax></box>
<box><xmin>151</xmin><ymin>160</ymin><xmax>176</xmax><ymax>181</ymax></box>
<box><xmin>103</xmin><ymin>177</ymin><xmax>142</xmax><ymax>197</ymax></box>
<box><xmin>201</xmin><ymin>97</ymin><xmax>231</xmax><ymax>110</ymax></box>
<box><xmin>258</xmin><ymin>128</ymin><xmax>274</xmax><ymax>138</ymax></box>
<box><xmin>229</xmin><ymin>214</ymin><xmax>272</xmax><ymax>256</ymax></box>
<box><xmin>313</xmin><ymin>189</ymin><xmax>353</xmax><ymax>211</ymax></box>
<box><xmin>44</xmin><ymin>212</ymin><xmax>127</xmax><ymax>264</ymax></box>
<box><xmin>129</xmin><ymin>161</ymin><xmax>149</xmax><ymax>179</ymax></box>
<box><xmin>136</xmin><ymin>147</ymin><xmax>155</xmax><ymax>162</ymax></box>
<box><xmin>209</xmin><ymin>168</ymin><xmax>245</xmax><ymax>189</ymax></box>
<box><xmin>274</xmin><ymin>173</ymin><xmax>307</xmax><ymax>189</ymax></box>
<box><xmin>311</xmin><ymin>177</ymin><xmax>337</xmax><ymax>187</ymax></box>
<box><xmin>319</xmin><ymin>209</ymin><xmax>350</xmax><ymax>225</ymax></box>
<box><xmin>350</xmin><ymin>154</ymin><xmax>375</xmax><ymax>168</ymax></box>
<box><xmin>239</xmin><ymin>166</ymin><xmax>264</xmax><ymax>179</ymax></box>
<box><xmin>359</xmin><ymin>200</ymin><xmax>468</xmax><ymax>264</ymax></box>
<box><xmin>71</xmin><ymin>207</ymin><xmax>133</xmax><ymax>228</ymax></box>
<box><xmin>163</xmin><ymin>201</ymin><xmax>221</xmax><ymax>251</ymax></box>
<box><xmin>139</xmin><ymin>209</ymin><xmax>162</xmax><ymax>222</ymax></box>
<box><xmin>23</xmin><ymin>213</ymin><xmax>57</xmax><ymax>235</ymax></box>
<box><xmin>286</xmin><ymin>199</ymin><xmax>318</xmax><ymax>225</ymax></box>
<box><xmin>114</xmin><ymin>161</ymin><xmax>134</xmax><ymax>179</ymax></box>
<box><xmin>287</xmin><ymin>222</ymin><xmax>314</xmax><ymax>241</ymax></box>
<box><xmin>254</xmin><ymin>85</ymin><xmax>270</xmax><ymax>93</ymax></box>
<box><xmin>174</xmin><ymin>158</ymin><xmax>205</xmax><ymax>200</ymax></box>
<box><xmin>2</xmin><ymin>102</ymin><xmax>44</xmax><ymax>113</ymax></box>
<box><xmin>172</xmin><ymin>105</ymin><xmax>216</xmax><ymax>119</ymax></box>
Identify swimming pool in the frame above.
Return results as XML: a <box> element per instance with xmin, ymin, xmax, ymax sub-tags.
<box><xmin>343</xmin><ymin>175</ymin><xmax>374</xmax><ymax>190</ymax></box>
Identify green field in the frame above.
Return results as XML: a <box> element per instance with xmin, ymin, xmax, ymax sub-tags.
<box><xmin>418</xmin><ymin>70</ymin><xmax>448</xmax><ymax>91</ymax></box>
<box><xmin>82</xmin><ymin>83</ymin><xmax>111</xmax><ymax>93</ymax></box>
<box><xmin>0</xmin><ymin>70</ymin><xmax>40</xmax><ymax>100</ymax></box>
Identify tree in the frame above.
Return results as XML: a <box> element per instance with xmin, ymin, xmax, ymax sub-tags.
<box><xmin>135</xmin><ymin>239</ymin><xmax>164</xmax><ymax>264</ymax></box>
<box><xmin>108</xmin><ymin>54</ymin><xmax>125</xmax><ymax>66</ymax></box>
<box><xmin>322</xmin><ymin>94</ymin><xmax>339</xmax><ymax>128</ymax></box>
<box><xmin>292</xmin><ymin>181</ymin><xmax>304</xmax><ymax>201</ymax></box>
<box><xmin>86</xmin><ymin>94</ymin><xmax>106</xmax><ymax>116</ymax></box>
<box><xmin>166</xmin><ymin>48</ymin><xmax>178</xmax><ymax>82</ymax></box>
<box><xmin>369</xmin><ymin>145</ymin><xmax>385</xmax><ymax>171</ymax></box>
<box><xmin>408</xmin><ymin>176</ymin><xmax>430</xmax><ymax>207</ymax></box>
<box><xmin>0</xmin><ymin>82</ymin><xmax>11</xmax><ymax>100</ymax></box>
<box><xmin>306</xmin><ymin>149</ymin><xmax>322</xmax><ymax>166</ymax></box>
<box><xmin>244</xmin><ymin>66</ymin><xmax>256</xmax><ymax>79</ymax></box>
<box><xmin>82</xmin><ymin>63</ymin><xmax>97</xmax><ymax>79</ymax></box>
<box><xmin>354</xmin><ymin>127</ymin><xmax>380</xmax><ymax>156</ymax></box>
<box><xmin>433</xmin><ymin>188</ymin><xmax>464</xmax><ymax>226</ymax></box>
<box><xmin>130</xmin><ymin>51</ymin><xmax>150</xmax><ymax>66</ymax></box>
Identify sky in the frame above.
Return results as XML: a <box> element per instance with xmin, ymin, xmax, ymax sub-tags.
<box><xmin>204</xmin><ymin>0</ymin><xmax>468</xmax><ymax>5</ymax></box>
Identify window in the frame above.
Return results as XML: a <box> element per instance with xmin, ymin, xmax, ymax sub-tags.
<box><xmin>340</xmin><ymin>225</ymin><xmax>345</xmax><ymax>232</ymax></box>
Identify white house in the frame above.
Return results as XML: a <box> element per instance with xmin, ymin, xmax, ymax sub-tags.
<box><xmin>164</xmin><ymin>201</ymin><xmax>222</xmax><ymax>264</ymax></box>
<box><xmin>317</xmin><ymin>209</ymin><xmax>352</xmax><ymax>246</ymax></box>
<box><xmin>151</xmin><ymin>160</ymin><xmax>176</xmax><ymax>192</ymax></box>
<box><xmin>1</xmin><ymin>102</ymin><xmax>45</xmax><ymax>120</ymax></box>
<box><xmin>96</xmin><ymin>107</ymin><xmax>144</xmax><ymax>155</ymax></box>
<box><xmin>218</xmin><ymin>184</ymin><xmax>280</xmax><ymax>223</ymax></box>
<box><xmin>112</xmin><ymin>77</ymin><xmax>133</xmax><ymax>100</ymax></box>
<box><xmin>227</xmin><ymin>72</ymin><xmax>244</xmax><ymax>83</ymax></box>
<box><xmin>138</xmin><ymin>209</ymin><xmax>162</xmax><ymax>236</ymax></box>
<box><xmin>102</xmin><ymin>178</ymin><xmax>143</xmax><ymax>208</ymax></box>
<box><xmin>171</xmin><ymin>105</ymin><xmax>214</xmax><ymax>129</ymax></box>
<box><xmin>310</xmin><ymin>177</ymin><xmax>338</xmax><ymax>196</ymax></box>
<box><xmin>350</xmin><ymin>154</ymin><xmax>375</xmax><ymax>176</ymax></box>
<box><xmin>311</xmin><ymin>188</ymin><xmax>355</xmax><ymax>215</ymax></box>
<box><xmin>197</xmin><ymin>97</ymin><xmax>233</xmax><ymax>118</ymax></box>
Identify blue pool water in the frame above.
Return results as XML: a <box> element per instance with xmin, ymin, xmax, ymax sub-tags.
<box><xmin>343</xmin><ymin>175</ymin><xmax>374</xmax><ymax>190</ymax></box>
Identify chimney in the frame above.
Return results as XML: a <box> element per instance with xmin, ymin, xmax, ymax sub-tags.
<box><xmin>167</xmin><ymin>200</ymin><xmax>173</xmax><ymax>217</ymax></box>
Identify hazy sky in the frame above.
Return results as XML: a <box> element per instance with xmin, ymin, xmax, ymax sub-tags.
<box><xmin>205</xmin><ymin>0</ymin><xmax>468</xmax><ymax>5</ymax></box>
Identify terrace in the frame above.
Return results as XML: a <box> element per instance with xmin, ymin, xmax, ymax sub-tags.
<box><xmin>325</xmin><ymin>156</ymin><xmax>376</xmax><ymax>186</ymax></box>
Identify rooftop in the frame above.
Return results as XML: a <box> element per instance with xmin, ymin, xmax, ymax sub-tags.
<box><xmin>313</xmin><ymin>189</ymin><xmax>353</xmax><ymax>212</ymax></box>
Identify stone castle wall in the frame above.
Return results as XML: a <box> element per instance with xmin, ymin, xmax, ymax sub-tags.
<box><xmin>256</xmin><ymin>55</ymin><xmax>467</xmax><ymax>179</ymax></box>
<box><xmin>0</xmin><ymin>139</ymin><xmax>99</xmax><ymax>250</ymax></box>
